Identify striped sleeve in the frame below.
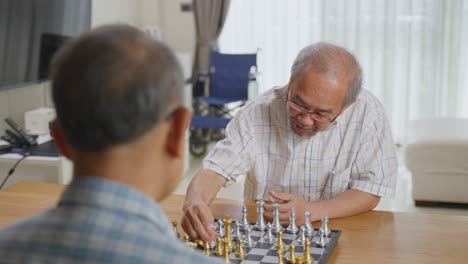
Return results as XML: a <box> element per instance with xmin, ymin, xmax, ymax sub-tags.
<box><xmin>202</xmin><ymin>108</ymin><xmax>254</xmax><ymax>186</ymax></box>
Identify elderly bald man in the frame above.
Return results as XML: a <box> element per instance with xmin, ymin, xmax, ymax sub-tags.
<box><xmin>182</xmin><ymin>43</ymin><xmax>398</xmax><ymax>241</ymax></box>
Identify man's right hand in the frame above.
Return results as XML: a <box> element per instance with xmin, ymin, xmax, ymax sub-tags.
<box><xmin>181</xmin><ymin>199</ymin><xmax>218</xmax><ymax>242</ymax></box>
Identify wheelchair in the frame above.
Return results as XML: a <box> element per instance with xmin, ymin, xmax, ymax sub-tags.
<box><xmin>189</xmin><ymin>51</ymin><xmax>258</xmax><ymax>157</ymax></box>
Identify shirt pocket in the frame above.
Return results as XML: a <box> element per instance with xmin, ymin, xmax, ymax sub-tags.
<box><xmin>321</xmin><ymin>167</ymin><xmax>351</xmax><ymax>200</ymax></box>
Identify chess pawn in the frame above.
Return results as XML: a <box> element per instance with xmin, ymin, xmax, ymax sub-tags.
<box><xmin>303</xmin><ymin>211</ymin><xmax>314</xmax><ymax>237</ymax></box>
<box><xmin>296</xmin><ymin>226</ymin><xmax>306</xmax><ymax>246</ymax></box>
<box><xmin>217</xmin><ymin>219</ymin><xmax>225</xmax><ymax>237</ymax></box>
<box><xmin>214</xmin><ymin>236</ymin><xmax>224</xmax><ymax>256</ymax></box>
<box><xmin>316</xmin><ymin>230</ymin><xmax>327</xmax><ymax>248</ymax></box>
<box><xmin>319</xmin><ymin>215</ymin><xmax>331</xmax><ymax>237</ymax></box>
<box><xmin>242</xmin><ymin>228</ymin><xmax>255</xmax><ymax>247</ymax></box>
<box><xmin>240</xmin><ymin>205</ymin><xmax>250</xmax><ymax>230</ymax></box>
<box><xmin>263</xmin><ymin>222</ymin><xmax>275</xmax><ymax>243</ymax></box>
<box><xmin>203</xmin><ymin>241</ymin><xmax>210</xmax><ymax>255</ymax></box>
<box><xmin>286</xmin><ymin>209</ymin><xmax>298</xmax><ymax>234</ymax></box>
<box><xmin>303</xmin><ymin>238</ymin><xmax>314</xmax><ymax>264</ymax></box>
<box><xmin>232</xmin><ymin>220</ymin><xmax>242</xmax><ymax>239</ymax></box>
<box><xmin>286</xmin><ymin>243</ymin><xmax>297</xmax><ymax>264</ymax></box>
<box><xmin>235</xmin><ymin>237</ymin><xmax>246</xmax><ymax>258</ymax></box>
<box><xmin>274</xmin><ymin>230</ymin><xmax>285</xmax><ymax>250</ymax></box>
<box><xmin>255</xmin><ymin>199</ymin><xmax>266</xmax><ymax>230</ymax></box>
<box><xmin>272</xmin><ymin>203</ymin><xmax>283</xmax><ymax>233</ymax></box>
<box><xmin>172</xmin><ymin>221</ymin><xmax>180</xmax><ymax>239</ymax></box>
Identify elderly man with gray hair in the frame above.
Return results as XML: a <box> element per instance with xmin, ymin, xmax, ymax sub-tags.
<box><xmin>182</xmin><ymin>43</ymin><xmax>398</xmax><ymax>242</ymax></box>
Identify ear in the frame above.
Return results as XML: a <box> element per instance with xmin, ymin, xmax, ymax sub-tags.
<box><xmin>49</xmin><ymin>120</ymin><xmax>73</xmax><ymax>160</ymax></box>
<box><xmin>165</xmin><ymin>107</ymin><xmax>192</xmax><ymax>158</ymax></box>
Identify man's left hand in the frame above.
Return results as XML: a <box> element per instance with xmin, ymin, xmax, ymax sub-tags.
<box><xmin>263</xmin><ymin>191</ymin><xmax>316</xmax><ymax>226</ymax></box>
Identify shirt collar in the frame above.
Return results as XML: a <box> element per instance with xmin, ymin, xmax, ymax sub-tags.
<box><xmin>58</xmin><ymin>176</ymin><xmax>175</xmax><ymax>236</ymax></box>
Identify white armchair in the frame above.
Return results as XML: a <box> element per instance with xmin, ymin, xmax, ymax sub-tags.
<box><xmin>405</xmin><ymin>118</ymin><xmax>468</xmax><ymax>204</ymax></box>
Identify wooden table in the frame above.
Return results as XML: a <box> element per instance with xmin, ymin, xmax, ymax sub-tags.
<box><xmin>1</xmin><ymin>181</ymin><xmax>467</xmax><ymax>264</ymax></box>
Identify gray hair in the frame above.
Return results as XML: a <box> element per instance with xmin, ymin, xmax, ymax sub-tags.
<box><xmin>290</xmin><ymin>42</ymin><xmax>362</xmax><ymax>106</ymax></box>
<box><xmin>51</xmin><ymin>24</ymin><xmax>184</xmax><ymax>151</ymax></box>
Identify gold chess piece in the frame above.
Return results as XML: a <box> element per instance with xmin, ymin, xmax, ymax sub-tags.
<box><xmin>303</xmin><ymin>238</ymin><xmax>314</xmax><ymax>264</ymax></box>
<box><xmin>223</xmin><ymin>216</ymin><xmax>235</xmax><ymax>252</ymax></box>
<box><xmin>223</xmin><ymin>237</ymin><xmax>231</xmax><ymax>262</ymax></box>
<box><xmin>182</xmin><ymin>234</ymin><xmax>190</xmax><ymax>243</ymax></box>
<box><xmin>275</xmin><ymin>230</ymin><xmax>285</xmax><ymax>250</ymax></box>
<box><xmin>204</xmin><ymin>241</ymin><xmax>211</xmax><ymax>255</ymax></box>
<box><xmin>214</xmin><ymin>236</ymin><xmax>224</xmax><ymax>256</ymax></box>
<box><xmin>172</xmin><ymin>221</ymin><xmax>180</xmax><ymax>239</ymax></box>
<box><xmin>277</xmin><ymin>248</ymin><xmax>285</xmax><ymax>264</ymax></box>
<box><xmin>235</xmin><ymin>238</ymin><xmax>246</xmax><ymax>258</ymax></box>
<box><xmin>286</xmin><ymin>244</ymin><xmax>296</xmax><ymax>264</ymax></box>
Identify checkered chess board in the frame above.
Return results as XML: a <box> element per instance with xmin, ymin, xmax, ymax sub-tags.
<box><xmin>201</xmin><ymin>223</ymin><xmax>341</xmax><ymax>264</ymax></box>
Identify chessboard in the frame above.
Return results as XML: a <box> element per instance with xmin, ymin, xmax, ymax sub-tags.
<box><xmin>198</xmin><ymin>222</ymin><xmax>341</xmax><ymax>264</ymax></box>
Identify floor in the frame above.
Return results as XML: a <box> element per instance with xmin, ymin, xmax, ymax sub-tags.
<box><xmin>175</xmin><ymin>146</ymin><xmax>468</xmax><ymax>217</ymax></box>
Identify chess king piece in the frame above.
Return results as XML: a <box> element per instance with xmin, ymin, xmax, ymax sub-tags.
<box><xmin>296</xmin><ymin>226</ymin><xmax>306</xmax><ymax>246</ymax></box>
<box><xmin>286</xmin><ymin>209</ymin><xmax>298</xmax><ymax>234</ymax></box>
<box><xmin>286</xmin><ymin>243</ymin><xmax>297</xmax><ymax>264</ymax></box>
<box><xmin>263</xmin><ymin>222</ymin><xmax>275</xmax><ymax>243</ymax></box>
<box><xmin>232</xmin><ymin>220</ymin><xmax>242</xmax><ymax>239</ymax></box>
<box><xmin>272</xmin><ymin>203</ymin><xmax>283</xmax><ymax>233</ymax></box>
<box><xmin>235</xmin><ymin>238</ymin><xmax>246</xmax><ymax>258</ymax></box>
<box><xmin>274</xmin><ymin>230</ymin><xmax>285</xmax><ymax>250</ymax></box>
<box><xmin>303</xmin><ymin>238</ymin><xmax>314</xmax><ymax>264</ymax></box>
<box><xmin>240</xmin><ymin>205</ymin><xmax>249</xmax><ymax>231</ymax></box>
<box><xmin>319</xmin><ymin>215</ymin><xmax>331</xmax><ymax>237</ymax></box>
<box><xmin>255</xmin><ymin>199</ymin><xmax>266</xmax><ymax>230</ymax></box>
<box><xmin>214</xmin><ymin>236</ymin><xmax>224</xmax><ymax>256</ymax></box>
<box><xmin>243</xmin><ymin>228</ymin><xmax>255</xmax><ymax>247</ymax></box>
<box><xmin>172</xmin><ymin>221</ymin><xmax>180</xmax><ymax>238</ymax></box>
<box><xmin>223</xmin><ymin>216</ymin><xmax>235</xmax><ymax>252</ymax></box>
<box><xmin>304</xmin><ymin>211</ymin><xmax>313</xmax><ymax>237</ymax></box>
<box><xmin>217</xmin><ymin>219</ymin><xmax>225</xmax><ymax>237</ymax></box>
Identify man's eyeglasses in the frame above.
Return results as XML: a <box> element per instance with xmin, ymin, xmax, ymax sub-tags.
<box><xmin>286</xmin><ymin>92</ymin><xmax>340</xmax><ymax>124</ymax></box>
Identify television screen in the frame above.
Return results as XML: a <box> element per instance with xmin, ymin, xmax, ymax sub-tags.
<box><xmin>0</xmin><ymin>0</ymin><xmax>91</xmax><ymax>90</ymax></box>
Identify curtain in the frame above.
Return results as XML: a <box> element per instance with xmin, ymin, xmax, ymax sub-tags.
<box><xmin>192</xmin><ymin>0</ymin><xmax>231</xmax><ymax>76</ymax></box>
<box><xmin>218</xmin><ymin>0</ymin><xmax>468</xmax><ymax>143</ymax></box>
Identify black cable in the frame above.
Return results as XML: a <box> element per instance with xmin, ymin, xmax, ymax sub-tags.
<box><xmin>0</xmin><ymin>152</ymin><xmax>30</xmax><ymax>189</ymax></box>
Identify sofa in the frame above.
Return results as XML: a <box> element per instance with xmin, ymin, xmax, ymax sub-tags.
<box><xmin>405</xmin><ymin>118</ymin><xmax>468</xmax><ymax>204</ymax></box>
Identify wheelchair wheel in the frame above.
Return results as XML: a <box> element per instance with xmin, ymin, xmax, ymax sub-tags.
<box><xmin>190</xmin><ymin>142</ymin><xmax>207</xmax><ymax>157</ymax></box>
<box><xmin>210</xmin><ymin>129</ymin><xmax>225</xmax><ymax>141</ymax></box>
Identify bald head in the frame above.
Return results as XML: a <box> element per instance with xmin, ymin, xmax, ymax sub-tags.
<box><xmin>290</xmin><ymin>43</ymin><xmax>362</xmax><ymax>106</ymax></box>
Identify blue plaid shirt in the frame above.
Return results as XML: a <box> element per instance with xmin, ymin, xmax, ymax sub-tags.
<box><xmin>0</xmin><ymin>177</ymin><xmax>222</xmax><ymax>264</ymax></box>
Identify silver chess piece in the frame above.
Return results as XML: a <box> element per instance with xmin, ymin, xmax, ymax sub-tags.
<box><xmin>296</xmin><ymin>226</ymin><xmax>306</xmax><ymax>246</ymax></box>
<box><xmin>217</xmin><ymin>219</ymin><xmax>225</xmax><ymax>237</ymax></box>
<box><xmin>271</xmin><ymin>203</ymin><xmax>283</xmax><ymax>233</ymax></box>
<box><xmin>319</xmin><ymin>215</ymin><xmax>331</xmax><ymax>237</ymax></box>
<box><xmin>240</xmin><ymin>205</ymin><xmax>250</xmax><ymax>231</ymax></box>
<box><xmin>254</xmin><ymin>199</ymin><xmax>266</xmax><ymax>230</ymax></box>
<box><xmin>263</xmin><ymin>222</ymin><xmax>275</xmax><ymax>243</ymax></box>
<box><xmin>232</xmin><ymin>220</ymin><xmax>242</xmax><ymax>239</ymax></box>
<box><xmin>243</xmin><ymin>227</ymin><xmax>255</xmax><ymax>247</ymax></box>
<box><xmin>286</xmin><ymin>209</ymin><xmax>298</xmax><ymax>234</ymax></box>
<box><xmin>304</xmin><ymin>211</ymin><xmax>313</xmax><ymax>237</ymax></box>
<box><xmin>316</xmin><ymin>230</ymin><xmax>327</xmax><ymax>248</ymax></box>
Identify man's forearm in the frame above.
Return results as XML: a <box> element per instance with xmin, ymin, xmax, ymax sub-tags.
<box><xmin>185</xmin><ymin>169</ymin><xmax>227</xmax><ymax>206</ymax></box>
<box><xmin>309</xmin><ymin>189</ymin><xmax>380</xmax><ymax>221</ymax></box>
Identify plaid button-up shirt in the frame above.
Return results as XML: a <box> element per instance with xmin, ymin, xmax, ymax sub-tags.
<box><xmin>0</xmin><ymin>177</ymin><xmax>222</xmax><ymax>264</ymax></box>
<box><xmin>203</xmin><ymin>86</ymin><xmax>398</xmax><ymax>201</ymax></box>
